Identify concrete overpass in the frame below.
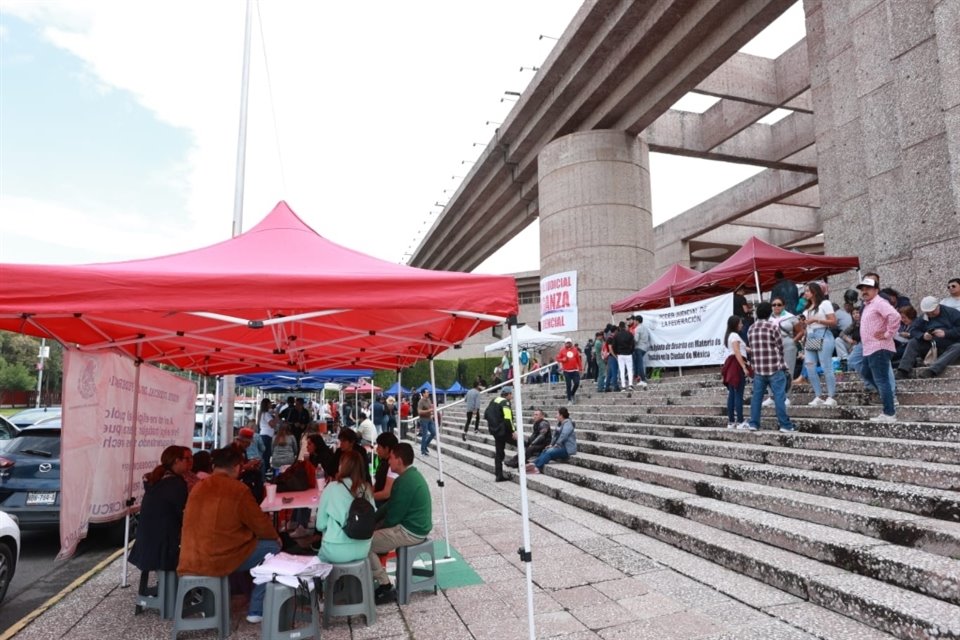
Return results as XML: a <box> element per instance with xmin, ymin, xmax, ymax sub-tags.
<box><xmin>411</xmin><ymin>0</ymin><xmax>960</xmax><ymax>345</ymax></box>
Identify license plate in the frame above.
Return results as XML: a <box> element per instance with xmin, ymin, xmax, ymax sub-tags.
<box><xmin>26</xmin><ymin>491</ymin><xmax>57</xmax><ymax>506</ymax></box>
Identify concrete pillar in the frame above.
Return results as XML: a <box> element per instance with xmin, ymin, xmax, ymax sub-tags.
<box><xmin>538</xmin><ymin>130</ymin><xmax>654</xmax><ymax>345</ymax></box>
<box><xmin>804</xmin><ymin>0</ymin><xmax>960</xmax><ymax>296</ymax></box>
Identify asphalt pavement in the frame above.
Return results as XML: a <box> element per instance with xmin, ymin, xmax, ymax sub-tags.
<box><xmin>0</xmin><ymin>529</ymin><xmax>118</xmax><ymax>634</ymax></box>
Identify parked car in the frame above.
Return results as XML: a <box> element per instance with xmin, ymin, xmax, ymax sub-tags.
<box><xmin>0</xmin><ymin>420</ymin><xmax>134</xmax><ymax>543</ymax></box>
<box><xmin>0</xmin><ymin>423</ymin><xmax>61</xmax><ymax>530</ymax></box>
<box><xmin>7</xmin><ymin>406</ymin><xmax>62</xmax><ymax>429</ymax></box>
<box><xmin>0</xmin><ymin>510</ymin><xmax>20</xmax><ymax>605</ymax></box>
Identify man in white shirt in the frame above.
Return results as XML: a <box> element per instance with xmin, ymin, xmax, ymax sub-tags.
<box><xmin>941</xmin><ymin>278</ymin><xmax>960</xmax><ymax>309</ymax></box>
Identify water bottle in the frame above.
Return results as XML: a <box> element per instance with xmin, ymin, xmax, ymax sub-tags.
<box><xmin>315</xmin><ymin>465</ymin><xmax>325</xmax><ymax>492</ymax></box>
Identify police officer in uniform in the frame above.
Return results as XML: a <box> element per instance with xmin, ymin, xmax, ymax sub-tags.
<box><xmin>484</xmin><ymin>386</ymin><xmax>517</xmax><ymax>482</ymax></box>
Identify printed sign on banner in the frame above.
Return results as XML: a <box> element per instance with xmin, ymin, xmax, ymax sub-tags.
<box><xmin>640</xmin><ymin>293</ymin><xmax>733</xmax><ymax>368</ymax></box>
<box><xmin>540</xmin><ymin>270</ymin><xmax>578</xmax><ymax>333</ymax></box>
<box><xmin>58</xmin><ymin>350</ymin><xmax>195</xmax><ymax>560</ymax></box>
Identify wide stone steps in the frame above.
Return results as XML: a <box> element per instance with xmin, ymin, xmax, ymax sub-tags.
<box><xmin>420</xmin><ymin>435</ymin><xmax>960</xmax><ymax>639</ymax></box>
<box><xmin>438</xmin><ymin>422</ymin><xmax>960</xmax><ymax>534</ymax></box>
<box><xmin>576</xmin><ymin>420</ymin><xmax>960</xmax><ymax>465</ymax></box>
<box><xmin>567</xmin><ymin>430</ymin><xmax>960</xmax><ymax>491</ymax></box>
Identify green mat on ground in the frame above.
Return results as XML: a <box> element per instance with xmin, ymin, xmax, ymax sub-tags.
<box><xmin>385</xmin><ymin>539</ymin><xmax>483</xmax><ymax>590</ymax></box>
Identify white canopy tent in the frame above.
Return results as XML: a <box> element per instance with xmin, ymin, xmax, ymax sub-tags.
<box><xmin>484</xmin><ymin>324</ymin><xmax>568</xmax><ymax>353</ymax></box>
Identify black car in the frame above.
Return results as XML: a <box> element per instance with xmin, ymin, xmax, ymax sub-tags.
<box><xmin>0</xmin><ymin>423</ymin><xmax>60</xmax><ymax>530</ymax></box>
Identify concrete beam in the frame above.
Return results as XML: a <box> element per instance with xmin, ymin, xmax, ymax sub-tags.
<box><xmin>728</xmin><ymin>203</ymin><xmax>822</xmax><ymax>232</ymax></box>
<box><xmin>655</xmin><ymin>168</ymin><xmax>819</xmax><ymax>248</ymax></box>
<box><xmin>692</xmin><ymin>225</ymin><xmax>818</xmax><ymax>247</ymax></box>
<box><xmin>646</xmin><ymin>109</ymin><xmax>816</xmax><ymax>171</ymax></box>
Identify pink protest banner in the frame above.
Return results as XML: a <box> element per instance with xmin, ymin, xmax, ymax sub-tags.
<box><xmin>58</xmin><ymin>350</ymin><xmax>195</xmax><ymax>560</ymax></box>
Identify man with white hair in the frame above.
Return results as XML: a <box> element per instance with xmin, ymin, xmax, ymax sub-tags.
<box><xmin>895</xmin><ymin>295</ymin><xmax>960</xmax><ymax>379</ymax></box>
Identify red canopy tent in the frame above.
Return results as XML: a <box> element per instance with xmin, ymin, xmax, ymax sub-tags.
<box><xmin>0</xmin><ymin>201</ymin><xmax>518</xmax><ymax>373</ymax></box>
<box><xmin>610</xmin><ymin>263</ymin><xmax>702</xmax><ymax>313</ymax></box>
<box><xmin>653</xmin><ymin>237</ymin><xmax>860</xmax><ymax>307</ymax></box>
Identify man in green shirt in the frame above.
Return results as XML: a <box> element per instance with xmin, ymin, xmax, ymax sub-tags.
<box><xmin>367</xmin><ymin>442</ymin><xmax>433</xmax><ymax>604</ymax></box>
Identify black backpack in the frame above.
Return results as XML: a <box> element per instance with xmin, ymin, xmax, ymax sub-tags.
<box><xmin>343</xmin><ymin>494</ymin><xmax>376</xmax><ymax>539</ymax></box>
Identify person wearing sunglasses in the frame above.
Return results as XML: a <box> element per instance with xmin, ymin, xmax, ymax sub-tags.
<box><xmin>941</xmin><ymin>278</ymin><xmax>960</xmax><ymax>310</ymax></box>
<box><xmin>760</xmin><ymin>297</ymin><xmax>800</xmax><ymax>408</ymax></box>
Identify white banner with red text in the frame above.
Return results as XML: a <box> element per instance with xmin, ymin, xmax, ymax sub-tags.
<box><xmin>58</xmin><ymin>350</ymin><xmax>195</xmax><ymax>559</ymax></box>
<box><xmin>638</xmin><ymin>293</ymin><xmax>732</xmax><ymax>368</ymax></box>
<box><xmin>540</xmin><ymin>270</ymin><xmax>578</xmax><ymax>333</ymax></box>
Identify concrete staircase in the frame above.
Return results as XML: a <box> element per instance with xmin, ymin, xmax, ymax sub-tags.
<box><xmin>411</xmin><ymin>367</ymin><xmax>960</xmax><ymax>639</ymax></box>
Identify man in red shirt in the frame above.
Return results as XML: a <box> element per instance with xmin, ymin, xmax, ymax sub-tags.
<box><xmin>555</xmin><ymin>338</ymin><xmax>584</xmax><ymax>404</ymax></box>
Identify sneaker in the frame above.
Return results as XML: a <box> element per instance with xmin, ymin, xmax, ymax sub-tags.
<box><xmin>726</xmin><ymin>422</ymin><xmax>736</xmax><ymax>429</ymax></box>
<box><xmin>746</xmin><ymin>423</ymin><xmax>760</xmax><ymax>431</ymax></box>
<box><xmin>461</xmin><ymin>432</ymin><xmax>466</xmax><ymax>442</ymax></box>
<box><xmin>374</xmin><ymin>583</ymin><xmax>397</xmax><ymax>605</ymax></box>
<box><xmin>246</xmin><ymin>615</ymin><xmax>263</xmax><ymax>623</ymax></box>
<box><xmin>629</xmin><ymin>385</ymin><xmax>635</xmax><ymax>390</ymax></box>
<box><xmin>525</xmin><ymin>466</ymin><xmax>540</xmax><ymax>475</ymax></box>
<box><xmin>870</xmin><ymin>413</ymin><xmax>896</xmax><ymax>423</ymax></box>
<box><xmin>917</xmin><ymin>368</ymin><xmax>936</xmax><ymax>379</ymax></box>
<box><xmin>808</xmin><ymin>397</ymin><xmax>824</xmax><ymax>406</ymax></box>
<box><xmin>289</xmin><ymin>525</ymin><xmax>313</xmax><ymax>539</ymax></box>
<box><xmin>778</xmin><ymin>425</ymin><xmax>797</xmax><ymax>433</ymax></box>
<box><xmin>638</xmin><ymin>381</ymin><xmax>648</xmax><ymax>388</ymax></box>
<box><xmin>738</xmin><ymin>421</ymin><xmax>752</xmax><ymax>430</ymax></box>
<box><xmin>784</xmin><ymin>398</ymin><xmax>791</xmax><ymax>406</ymax></box>
<box><xmin>761</xmin><ymin>398</ymin><xmax>774</xmax><ymax>407</ymax></box>
<box><xmin>823</xmin><ymin>397</ymin><xmax>837</xmax><ymax>407</ymax></box>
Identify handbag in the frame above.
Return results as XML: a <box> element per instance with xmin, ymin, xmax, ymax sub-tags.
<box><xmin>804</xmin><ymin>332</ymin><xmax>823</xmax><ymax>352</ymax></box>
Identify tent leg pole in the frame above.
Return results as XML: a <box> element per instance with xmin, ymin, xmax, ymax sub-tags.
<box><xmin>428</xmin><ymin>358</ymin><xmax>452</xmax><ymax>559</ymax></box>
<box><xmin>121</xmin><ymin>352</ymin><xmax>143</xmax><ymax>588</ymax></box>
<box><xmin>507</xmin><ymin>316</ymin><xmax>536</xmax><ymax>640</ymax></box>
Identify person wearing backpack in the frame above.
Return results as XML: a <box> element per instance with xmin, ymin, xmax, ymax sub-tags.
<box><xmin>315</xmin><ymin>449</ymin><xmax>375</xmax><ymax>564</ymax></box>
<box><xmin>366</xmin><ymin>443</ymin><xmax>432</xmax><ymax>605</ymax></box>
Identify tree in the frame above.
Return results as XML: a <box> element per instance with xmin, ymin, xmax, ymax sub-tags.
<box><xmin>0</xmin><ymin>359</ymin><xmax>35</xmax><ymax>391</ymax></box>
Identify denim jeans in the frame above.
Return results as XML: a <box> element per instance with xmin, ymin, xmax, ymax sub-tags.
<box><xmin>564</xmin><ymin>371</ymin><xmax>581</xmax><ymax>401</ymax></box>
<box><xmin>804</xmin><ymin>329</ymin><xmax>836</xmax><ymax>398</ymax></box>
<box><xmin>862</xmin><ymin>349</ymin><xmax>896</xmax><ymax>416</ymax></box>
<box><xmin>534</xmin><ymin>446</ymin><xmax>569</xmax><ymax>470</ymax></box>
<box><xmin>605</xmin><ymin>357</ymin><xmax>621</xmax><ymax>392</ymax></box>
<box><xmin>749</xmin><ymin>370</ymin><xmax>793</xmax><ymax>429</ymax></box>
<box><xmin>632</xmin><ymin>348</ymin><xmax>647</xmax><ymax>382</ymax></box>
<box><xmin>726</xmin><ymin>377</ymin><xmax>745</xmax><ymax>423</ymax></box>
<box><xmin>237</xmin><ymin>538</ymin><xmax>282</xmax><ymax>615</ymax></box>
<box><xmin>420</xmin><ymin>419</ymin><xmax>436</xmax><ymax>454</ymax></box>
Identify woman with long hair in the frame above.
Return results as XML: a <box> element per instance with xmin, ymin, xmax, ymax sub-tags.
<box><xmin>314</xmin><ymin>449</ymin><xmax>376</xmax><ymax>563</ymax></box>
<box><xmin>128</xmin><ymin>446</ymin><xmax>191</xmax><ymax>590</ymax></box>
<box><xmin>270</xmin><ymin>424</ymin><xmax>298</xmax><ymax>470</ymax></box>
<box><xmin>802</xmin><ymin>281</ymin><xmax>838</xmax><ymax>406</ymax></box>
<box><xmin>721</xmin><ymin>315</ymin><xmax>750</xmax><ymax>429</ymax></box>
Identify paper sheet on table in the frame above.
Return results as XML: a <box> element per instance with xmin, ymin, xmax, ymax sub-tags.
<box><xmin>250</xmin><ymin>551</ymin><xmax>333</xmax><ymax>589</ymax></box>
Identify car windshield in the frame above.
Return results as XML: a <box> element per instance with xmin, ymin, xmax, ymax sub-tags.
<box><xmin>5</xmin><ymin>430</ymin><xmax>61</xmax><ymax>458</ymax></box>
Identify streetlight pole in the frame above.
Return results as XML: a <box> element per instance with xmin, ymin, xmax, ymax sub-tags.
<box><xmin>35</xmin><ymin>339</ymin><xmax>49</xmax><ymax>408</ymax></box>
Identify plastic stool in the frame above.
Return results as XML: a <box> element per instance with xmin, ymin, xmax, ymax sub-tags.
<box><xmin>171</xmin><ymin>575</ymin><xmax>230</xmax><ymax>639</ymax></box>
<box><xmin>262</xmin><ymin>581</ymin><xmax>320</xmax><ymax>640</ymax></box>
<box><xmin>322</xmin><ymin>559</ymin><xmax>376</xmax><ymax>628</ymax></box>
<box><xmin>135</xmin><ymin>569</ymin><xmax>178</xmax><ymax>619</ymax></box>
<box><xmin>396</xmin><ymin>539</ymin><xmax>438</xmax><ymax>605</ymax></box>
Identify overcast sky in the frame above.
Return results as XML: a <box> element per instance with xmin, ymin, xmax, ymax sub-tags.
<box><xmin>0</xmin><ymin>1</ymin><xmax>804</xmax><ymax>274</ymax></box>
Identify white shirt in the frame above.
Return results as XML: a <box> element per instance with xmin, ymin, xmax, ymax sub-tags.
<box><xmin>259</xmin><ymin>412</ymin><xmax>275</xmax><ymax>438</ymax></box>
<box><xmin>941</xmin><ymin>296</ymin><xmax>960</xmax><ymax>310</ymax></box>
<box><xmin>804</xmin><ymin>300</ymin><xmax>834</xmax><ymax>331</ymax></box>
<box><xmin>724</xmin><ymin>332</ymin><xmax>745</xmax><ymax>359</ymax></box>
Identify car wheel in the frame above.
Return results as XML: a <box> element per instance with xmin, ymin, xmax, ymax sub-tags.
<box><xmin>0</xmin><ymin>541</ymin><xmax>14</xmax><ymax>605</ymax></box>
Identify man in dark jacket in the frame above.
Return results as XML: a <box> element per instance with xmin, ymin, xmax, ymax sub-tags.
<box><xmin>505</xmin><ymin>408</ymin><xmax>552</xmax><ymax>468</ymax></box>
<box><xmin>484</xmin><ymin>386</ymin><xmax>516</xmax><ymax>482</ymax></box>
<box><xmin>895</xmin><ymin>296</ymin><xmax>960</xmax><ymax>379</ymax></box>
<box><xmin>613</xmin><ymin>321</ymin><xmax>636</xmax><ymax>390</ymax></box>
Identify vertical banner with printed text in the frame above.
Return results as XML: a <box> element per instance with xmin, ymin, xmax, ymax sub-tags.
<box><xmin>58</xmin><ymin>350</ymin><xmax>195</xmax><ymax>559</ymax></box>
<box><xmin>540</xmin><ymin>270</ymin><xmax>578</xmax><ymax>333</ymax></box>
<box><xmin>640</xmin><ymin>293</ymin><xmax>732</xmax><ymax>368</ymax></box>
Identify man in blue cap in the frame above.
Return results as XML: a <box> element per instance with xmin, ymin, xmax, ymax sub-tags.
<box><xmin>483</xmin><ymin>386</ymin><xmax>516</xmax><ymax>482</ymax></box>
